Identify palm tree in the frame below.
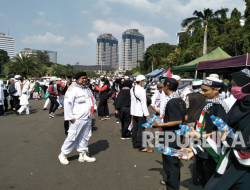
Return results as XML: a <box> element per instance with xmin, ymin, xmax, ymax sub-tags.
<box><xmin>47</xmin><ymin>64</ymin><xmax>64</xmax><ymax>77</ymax></box>
<box><xmin>182</xmin><ymin>8</ymin><xmax>228</xmax><ymax>55</ymax></box>
<box><xmin>4</xmin><ymin>53</ymin><xmax>42</xmax><ymax>76</ymax></box>
<box><xmin>147</xmin><ymin>47</ymin><xmax>160</xmax><ymax>71</ymax></box>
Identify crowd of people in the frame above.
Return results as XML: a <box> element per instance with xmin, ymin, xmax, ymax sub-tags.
<box><xmin>1</xmin><ymin>69</ymin><xmax>250</xmax><ymax>190</ymax></box>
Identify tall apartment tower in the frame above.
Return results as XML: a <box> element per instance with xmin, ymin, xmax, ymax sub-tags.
<box><xmin>96</xmin><ymin>33</ymin><xmax>119</xmax><ymax>69</ymax></box>
<box><xmin>121</xmin><ymin>29</ymin><xmax>144</xmax><ymax>70</ymax></box>
<box><xmin>0</xmin><ymin>32</ymin><xmax>14</xmax><ymax>58</ymax></box>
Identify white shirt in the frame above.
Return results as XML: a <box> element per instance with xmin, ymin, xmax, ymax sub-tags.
<box><xmin>151</xmin><ymin>90</ymin><xmax>164</xmax><ymax>114</ymax></box>
<box><xmin>109</xmin><ymin>80</ymin><xmax>113</xmax><ymax>88</ymax></box>
<box><xmin>223</xmin><ymin>94</ymin><xmax>237</xmax><ymax>111</ymax></box>
<box><xmin>160</xmin><ymin>93</ymin><xmax>169</xmax><ymax>116</ymax></box>
<box><xmin>29</xmin><ymin>83</ymin><xmax>35</xmax><ymax>90</ymax></box>
<box><xmin>44</xmin><ymin>80</ymin><xmax>49</xmax><ymax>87</ymax></box>
<box><xmin>22</xmin><ymin>80</ymin><xmax>30</xmax><ymax>94</ymax></box>
<box><xmin>130</xmin><ymin>85</ymin><xmax>149</xmax><ymax>117</ymax></box>
<box><xmin>12</xmin><ymin>80</ymin><xmax>21</xmax><ymax>96</ymax></box>
<box><xmin>64</xmin><ymin>85</ymin><xmax>97</xmax><ymax>121</ymax></box>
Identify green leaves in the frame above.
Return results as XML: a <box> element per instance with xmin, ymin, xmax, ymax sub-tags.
<box><xmin>4</xmin><ymin>53</ymin><xmax>42</xmax><ymax>76</ymax></box>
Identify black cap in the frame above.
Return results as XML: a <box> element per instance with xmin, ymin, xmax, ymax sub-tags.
<box><xmin>74</xmin><ymin>72</ymin><xmax>87</xmax><ymax>80</ymax></box>
<box><xmin>163</xmin><ymin>78</ymin><xmax>178</xmax><ymax>91</ymax></box>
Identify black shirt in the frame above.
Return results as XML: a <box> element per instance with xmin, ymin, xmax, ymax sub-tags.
<box><xmin>161</xmin><ymin>98</ymin><xmax>187</xmax><ymax>148</ymax></box>
<box><xmin>198</xmin><ymin>104</ymin><xmax>227</xmax><ymax>159</ymax></box>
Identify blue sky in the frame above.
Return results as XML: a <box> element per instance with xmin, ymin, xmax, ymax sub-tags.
<box><xmin>0</xmin><ymin>0</ymin><xmax>246</xmax><ymax>66</ymax></box>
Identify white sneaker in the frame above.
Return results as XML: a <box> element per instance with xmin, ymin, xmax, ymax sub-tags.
<box><xmin>78</xmin><ymin>151</ymin><xmax>96</xmax><ymax>162</ymax></box>
<box><xmin>58</xmin><ymin>152</ymin><xmax>69</xmax><ymax>165</ymax></box>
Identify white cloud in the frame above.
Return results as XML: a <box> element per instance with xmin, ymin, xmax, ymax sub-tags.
<box><xmin>38</xmin><ymin>11</ymin><xmax>45</xmax><ymax>16</ymax></box>
<box><xmin>81</xmin><ymin>10</ymin><xmax>90</xmax><ymax>14</ymax></box>
<box><xmin>33</xmin><ymin>18</ymin><xmax>52</xmax><ymax>26</ymax></box>
<box><xmin>87</xmin><ymin>33</ymin><xmax>99</xmax><ymax>42</ymax></box>
<box><xmin>22</xmin><ymin>32</ymin><xmax>89</xmax><ymax>47</ymax></box>
<box><xmin>105</xmin><ymin>0</ymin><xmax>246</xmax><ymax>20</ymax></box>
<box><xmin>91</xmin><ymin>19</ymin><xmax>169</xmax><ymax>47</ymax></box>
<box><xmin>67</xmin><ymin>35</ymin><xmax>89</xmax><ymax>46</ymax></box>
<box><xmin>22</xmin><ymin>32</ymin><xmax>64</xmax><ymax>45</ymax></box>
<box><xmin>96</xmin><ymin>1</ymin><xmax>112</xmax><ymax>15</ymax></box>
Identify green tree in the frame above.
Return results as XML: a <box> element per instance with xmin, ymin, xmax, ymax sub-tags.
<box><xmin>47</xmin><ymin>64</ymin><xmax>65</xmax><ymax>77</ymax></box>
<box><xmin>147</xmin><ymin>47</ymin><xmax>160</xmax><ymax>71</ymax></box>
<box><xmin>35</xmin><ymin>50</ymin><xmax>50</xmax><ymax>62</ymax></box>
<box><xmin>182</xmin><ymin>8</ymin><xmax>229</xmax><ymax>55</ymax></box>
<box><xmin>4</xmin><ymin>53</ymin><xmax>42</xmax><ymax>76</ymax></box>
<box><xmin>0</xmin><ymin>49</ymin><xmax>10</xmax><ymax>74</ymax></box>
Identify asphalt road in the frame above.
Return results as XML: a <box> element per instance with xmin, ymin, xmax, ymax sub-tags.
<box><xmin>0</xmin><ymin>97</ymin><xmax>202</xmax><ymax>190</ymax></box>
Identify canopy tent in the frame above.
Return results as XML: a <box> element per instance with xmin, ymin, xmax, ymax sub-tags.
<box><xmin>197</xmin><ymin>54</ymin><xmax>250</xmax><ymax>73</ymax></box>
<box><xmin>145</xmin><ymin>68</ymin><xmax>165</xmax><ymax>77</ymax></box>
<box><xmin>172</xmin><ymin>47</ymin><xmax>231</xmax><ymax>72</ymax></box>
<box><xmin>130</xmin><ymin>71</ymin><xmax>141</xmax><ymax>77</ymax></box>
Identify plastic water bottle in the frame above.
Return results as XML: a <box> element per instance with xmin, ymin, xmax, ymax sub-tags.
<box><xmin>179</xmin><ymin>124</ymin><xmax>191</xmax><ymax>132</ymax></box>
<box><xmin>210</xmin><ymin>115</ymin><xmax>236</xmax><ymax>139</ymax></box>
<box><xmin>158</xmin><ymin>147</ymin><xmax>188</xmax><ymax>159</ymax></box>
<box><xmin>142</xmin><ymin>123</ymin><xmax>151</xmax><ymax>128</ymax></box>
<box><xmin>152</xmin><ymin>115</ymin><xmax>163</xmax><ymax>124</ymax></box>
<box><xmin>210</xmin><ymin>115</ymin><xmax>224</xmax><ymax>125</ymax></box>
<box><xmin>174</xmin><ymin>124</ymin><xmax>190</xmax><ymax>135</ymax></box>
<box><xmin>146</xmin><ymin>118</ymin><xmax>155</xmax><ymax>124</ymax></box>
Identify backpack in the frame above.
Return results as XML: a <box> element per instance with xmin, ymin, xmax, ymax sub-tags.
<box><xmin>8</xmin><ymin>82</ymin><xmax>17</xmax><ymax>95</ymax></box>
<box><xmin>57</xmin><ymin>84</ymin><xmax>64</xmax><ymax>92</ymax></box>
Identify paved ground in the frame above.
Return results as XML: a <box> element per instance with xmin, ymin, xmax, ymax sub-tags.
<box><xmin>0</xmin><ymin>97</ymin><xmax>202</xmax><ymax>190</ymax></box>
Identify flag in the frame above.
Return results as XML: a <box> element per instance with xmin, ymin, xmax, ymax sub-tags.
<box><xmin>165</xmin><ymin>68</ymin><xmax>171</xmax><ymax>78</ymax></box>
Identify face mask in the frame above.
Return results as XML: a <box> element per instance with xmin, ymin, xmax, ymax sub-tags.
<box><xmin>231</xmin><ymin>82</ymin><xmax>250</xmax><ymax>100</ymax></box>
<box><xmin>142</xmin><ymin>82</ymin><xmax>147</xmax><ymax>87</ymax></box>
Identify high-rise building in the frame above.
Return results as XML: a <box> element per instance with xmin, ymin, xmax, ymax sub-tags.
<box><xmin>0</xmin><ymin>32</ymin><xmax>14</xmax><ymax>58</ymax></box>
<box><xmin>176</xmin><ymin>27</ymin><xmax>194</xmax><ymax>44</ymax></box>
<box><xmin>121</xmin><ymin>29</ymin><xmax>144</xmax><ymax>70</ymax></box>
<box><xmin>20</xmin><ymin>48</ymin><xmax>57</xmax><ymax>63</ymax></box>
<box><xmin>96</xmin><ymin>33</ymin><xmax>119</xmax><ymax>69</ymax></box>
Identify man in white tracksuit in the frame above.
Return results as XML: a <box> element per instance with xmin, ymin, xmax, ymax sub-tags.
<box><xmin>58</xmin><ymin>72</ymin><xmax>97</xmax><ymax>165</ymax></box>
<box><xmin>17</xmin><ymin>76</ymin><xmax>30</xmax><ymax>115</ymax></box>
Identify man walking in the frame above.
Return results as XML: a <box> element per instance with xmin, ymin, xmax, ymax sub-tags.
<box><xmin>58</xmin><ymin>72</ymin><xmax>97</xmax><ymax>165</ymax></box>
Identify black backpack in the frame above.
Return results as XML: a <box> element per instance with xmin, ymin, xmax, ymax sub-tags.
<box><xmin>8</xmin><ymin>82</ymin><xmax>17</xmax><ymax>95</ymax></box>
<box><xmin>57</xmin><ymin>84</ymin><xmax>64</xmax><ymax>92</ymax></box>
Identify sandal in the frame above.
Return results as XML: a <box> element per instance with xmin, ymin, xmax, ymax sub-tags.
<box><xmin>140</xmin><ymin>148</ymin><xmax>154</xmax><ymax>153</ymax></box>
<box><xmin>99</xmin><ymin>117</ymin><xmax>105</xmax><ymax>121</ymax></box>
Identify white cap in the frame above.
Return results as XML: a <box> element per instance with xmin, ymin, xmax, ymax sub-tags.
<box><xmin>56</xmin><ymin>78</ymin><xmax>62</xmax><ymax>81</ymax></box>
<box><xmin>100</xmin><ymin>75</ymin><xmax>104</xmax><ymax>78</ymax></box>
<box><xmin>125</xmin><ymin>76</ymin><xmax>129</xmax><ymax>79</ymax></box>
<box><xmin>209</xmin><ymin>74</ymin><xmax>219</xmax><ymax>79</ymax></box>
<box><xmin>205</xmin><ymin>77</ymin><xmax>222</xmax><ymax>83</ymax></box>
<box><xmin>171</xmin><ymin>75</ymin><xmax>181</xmax><ymax>81</ymax></box>
<box><xmin>107</xmin><ymin>77</ymin><xmax>110</xmax><ymax>79</ymax></box>
<box><xmin>192</xmin><ymin>80</ymin><xmax>202</xmax><ymax>86</ymax></box>
<box><xmin>14</xmin><ymin>75</ymin><xmax>21</xmax><ymax>79</ymax></box>
<box><xmin>136</xmin><ymin>75</ymin><xmax>146</xmax><ymax>82</ymax></box>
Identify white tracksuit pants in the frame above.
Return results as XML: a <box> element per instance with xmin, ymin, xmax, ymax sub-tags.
<box><xmin>18</xmin><ymin>105</ymin><xmax>30</xmax><ymax>114</ymax></box>
<box><xmin>61</xmin><ymin>118</ymin><xmax>92</xmax><ymax>155</ymax></box>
